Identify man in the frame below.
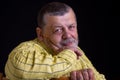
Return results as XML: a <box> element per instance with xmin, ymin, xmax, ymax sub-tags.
<box><xmin>4</xmin><ymin>2</ymin><xmax>106</xmax><ymax>80</ymax></box>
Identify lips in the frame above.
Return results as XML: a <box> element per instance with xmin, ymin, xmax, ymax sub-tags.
<box><xmin>62</xmin><ymin>41</ymin><xmax>74</xmax><ymax>46</ymax></box>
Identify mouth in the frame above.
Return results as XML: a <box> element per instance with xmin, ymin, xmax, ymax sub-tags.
<box><xmin>62</xmin><ymin>41</ymin><xmax>74</xmax><ymax>46</ymax></box>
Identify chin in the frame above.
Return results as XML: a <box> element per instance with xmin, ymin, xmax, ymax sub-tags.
<box><xmin>70</xmin><ymin>44</ymin><xmax>78</xmax><ymax>48</ymax></box>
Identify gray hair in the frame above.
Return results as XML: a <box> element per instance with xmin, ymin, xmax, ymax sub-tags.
<box><xmin>37</xmin><ymin>2</ymin><xmax>72</xmax><ymax>29</ymax></box>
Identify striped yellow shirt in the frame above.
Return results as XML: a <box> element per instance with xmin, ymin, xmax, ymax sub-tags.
<box><xmin>5</xmin><ymin>38</ymin><xmax>106</xmax><ymax>80</ymax></box>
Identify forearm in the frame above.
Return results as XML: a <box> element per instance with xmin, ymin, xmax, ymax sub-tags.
<box><xmin>5</xmin><ymin>49</ymin><xmax>77</xmax><ymax>80</ymax></box>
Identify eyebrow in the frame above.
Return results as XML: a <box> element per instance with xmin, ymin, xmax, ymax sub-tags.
<box><xmin>52</xmin><ymin>24</ymin><xmax>63</xmax><ymax>29</ymax></box>
<box><xmin>52</xmin><ymin>23</ymin><xmax>77</xmax><ymax>28</ymax></box>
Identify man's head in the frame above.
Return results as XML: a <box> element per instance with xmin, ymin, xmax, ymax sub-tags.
<box><xmin>36</xmin><ymin>2</ymin><xmax>79</xmax><ymax>54</ymax></box>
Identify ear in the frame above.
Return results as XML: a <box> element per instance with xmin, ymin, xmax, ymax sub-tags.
<box><xmin>36</xmin><ymin>27</ymin><xmax>43</xmax><ymax>41</ymax></box>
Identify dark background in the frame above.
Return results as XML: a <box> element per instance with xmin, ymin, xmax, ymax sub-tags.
<box><xmin>0</xmin><ymin>0</ymin><xmax>118</xmax><ymax>80</ymax></box>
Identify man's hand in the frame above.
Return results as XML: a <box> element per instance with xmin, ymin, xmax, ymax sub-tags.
<box><xmin>70</xmin><ymin>69</ymin><xmax>95</xmax><ymax>80</ymax></box>
<box><xmin>0</xmin><ymin>73</ymin><xmax>8</xmax><ymax>80</ymax></box>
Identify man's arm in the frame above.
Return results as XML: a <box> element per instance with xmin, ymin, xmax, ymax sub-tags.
<box><xmin>5</xmin><ymin>42</ymin><xmax>79</xmax><ymax>80</ymax></box>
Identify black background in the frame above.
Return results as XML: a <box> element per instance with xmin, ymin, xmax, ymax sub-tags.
<box><xmin>0</xmin><ymin>0</ymin><xmax>118</xmax><ymax>80</ymax></box>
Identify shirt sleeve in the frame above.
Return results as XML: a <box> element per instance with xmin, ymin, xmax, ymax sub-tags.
<box><xmin>5</xmin><ymin>41</ymin><xmax>77</xmax><ymax>80</ymax></box>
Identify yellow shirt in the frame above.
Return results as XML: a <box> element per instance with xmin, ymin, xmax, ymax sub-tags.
<box><xmin>5</xmin><ymin>38</ymin><xmax>106</xmax><ymax>80</ymax></box>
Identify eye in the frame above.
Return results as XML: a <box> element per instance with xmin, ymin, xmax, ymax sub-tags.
<box><xmin>54</xmin><ymin>28</ymin><xmax>62</xmax><ymax>34</ymax></box>
<box><xmin>69</xmin><ymin>25</ymin><xmax>75</xmax><ymax>30</ymax></box>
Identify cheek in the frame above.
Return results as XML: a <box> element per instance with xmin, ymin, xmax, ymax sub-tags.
<box><xmin>75</xmin><ymin>33</ymin><xmax>78</xmax><ymax>38</ymax></box>
<box><xmin>50</xmin><ymin>35</ymin><xmax>62</xmax><ymax>44</ymax></box>
<box><xmin>72</xmin><ymin>32</ymin><xmax>78</xmax><ymax>39</ymax></box>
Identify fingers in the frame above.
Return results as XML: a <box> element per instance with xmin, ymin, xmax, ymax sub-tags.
<box><xmin>70</xmin><ymin>71</ymin><xmax>77</xmax><ymax>80</ymax></box>
<box><xmin>76</xmin><ymin>71</ymin><xmax>83</xmax><ymax>80</ymax></box>
<box><xmin>81</xmin><ymin>69</ymin><xmax>89</xmax><ymax>80</ymax></box>
<box><xmin>87</xmin><ymin>69</ymin><xmax>95</xmax><ymax>80</ymax></box>
<box><xmin>70</xmin><ymin>69</ymin><xmax>95</xmax><ymax>80</ymax></box>
<box><xmin>74</xmin><ymin>49</ymin><xmax>82</xmax><ymax>59</ymax></box>
<box><xmin>81</xmin><ymin>69</ymin><xmax>95</xmax><ymax>80</ymax></box>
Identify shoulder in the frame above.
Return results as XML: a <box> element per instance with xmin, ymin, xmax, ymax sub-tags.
<box><xmin>15</xmin><ymin>38</ymin><xmax>43</xmax><ymax>50</ymax></box>
<box><xmin>7</xmin><ymin>38</ymin><xmax>47</xmax><ymax>64</ymax></box>
<box><xmin>9</xmin><ymin>38</ymin><xmax>44</xmax><ymax>56</ymax></box>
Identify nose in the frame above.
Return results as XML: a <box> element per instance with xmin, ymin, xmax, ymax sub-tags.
<box><xmin>62</xmin><ymin>29</ymin><xmax>71</xmax><ymax>39</ymax></box>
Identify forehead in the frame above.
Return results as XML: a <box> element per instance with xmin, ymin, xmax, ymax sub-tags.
<box><xmin>43</xmin><ymin>9</ymin><xmax>77</xmax><ymax>26</ymax></box>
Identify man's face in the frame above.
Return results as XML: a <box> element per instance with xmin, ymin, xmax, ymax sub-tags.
<box><xmin>42</xmin><ymin>9</ymin><xmax>78</xmax><ymax>53</ymax></box>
